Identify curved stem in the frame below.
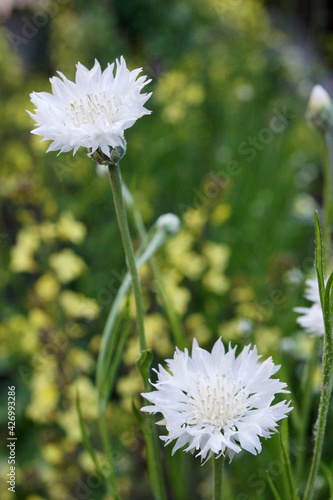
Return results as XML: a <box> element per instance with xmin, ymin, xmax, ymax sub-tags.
<box><xmin>108</xmin><ymin>163</ymin><xmax>147</xmax><ymax>352</ymax></box>
<box><xmin>213</xmin><ymin>455</ymin><xmax>225</xmax><ymax>500</ymax></box>
<box><xmin>124</xmin><ymin>184</ymin><xmax>188</xmax><ymax>350</ymax></box>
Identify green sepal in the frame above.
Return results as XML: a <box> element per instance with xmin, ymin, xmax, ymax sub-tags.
<box><xmin>109</xmin><ymin>145</ymin><xmax>126</xmax><ymax>164</ymax></box>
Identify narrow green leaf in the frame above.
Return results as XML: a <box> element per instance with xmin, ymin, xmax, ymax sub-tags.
<box><xmin>96</xmin><ymin>276</ymin><xmax>130</xmax><ymax>394</ymax></box>
<box><xmin>266</xmin><ymin>470</ymin><xmax>282</xmax><ymax>500</ymax></box>
<box><xmin>280</xmin><ymin>418</ymin><xmax>299</xmax><ymax>500</ymax></box>
<box><xmin>136</xmin><ymin>349</ymin><xmax>153</xmax><ymax>383</ymax></box>
<box><xmin>100</xmin><ymin>303</ymin><xmax>132</xmax><ymax>406</ymax></box>
<box><xmin>76</xmin><ymin>390</ymin><xmax>105</xmax><ymax>478</ymax></box>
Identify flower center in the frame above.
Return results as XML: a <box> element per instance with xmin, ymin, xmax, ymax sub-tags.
<box><xmin>185</xmin><ymin>374</ymin><xmax>256</xmax><ymax>432</ymax></box>
<box><xmin>68</xmin><ymin>92</ymin><xmax>121</xmax><ymax>127</ymax></box>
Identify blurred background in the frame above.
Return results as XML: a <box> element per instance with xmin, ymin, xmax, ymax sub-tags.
<box><xmin>1</xmin><ymin>0</ymin><xmax>333</xmax><ymax>499</ymax></box>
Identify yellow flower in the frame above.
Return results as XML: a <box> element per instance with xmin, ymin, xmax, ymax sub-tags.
<box><xmin>232</xmin><ymin>286</ymin><xmax>255</xmax><ymax>303</ymax></box>
<box><xmin>26</xmin><ymin>360</ymin><xmax>59</xmax><ymax>423</ymax></box>
<box><xmin>41</xmin><ymin>443</ymin><xmax>64</xmax><ymax>465</ymax></box>
<box><xmin>59</xmin><ymin>290</ymin><xmax>100</xmax><ymax>320</ymax></box>
<box><xmin>123</xmin><ymin>338</ymin><xmax>140</xmax><ymax>365</ymax></box>
<box><xmin>0</xmin><ymin>314</ymin><xmax>39</xmax><ymax>356</ymax></box>
<box><xmin>183</xmin><ymin>208</ymin><xmax>207</xmax><ymax>233</ymax></box>
<box><xmin>156</xmin><ymin>70</ymin><xmax>204</xmax><ymax>124</ymax></box>
<box><xmin>49</xmin><ymin>249</ymin><xmax>86</xmax><ymax>283</ymax></box>
<box><xmin>70</xmin><ymin>376</ymin><xmax>99</xmax><ymax>420</ymax></box>
<box><xmin>163</xmin><ymin>272</ymin><xmax>191</xmax><ymax>316</ymax></box>
<box><xmin>67</xmin><ymin>347</ymin><xmax>95</xmax><ymax>373</ymax></box>
<box><xmin>185</xmin><ymin>313</ymin><xmax>211</xmax><ymax>344</ymax></box>
<box><xmin>29</xmin><ymin>308</ymin><xmax>53</xmax><ymax>329</ymax></box>
<box><xmin>218</xmin><ymin>319</ymin><xmax>251</xmax><ymax>342</ymax></box>
<box><xmin>78</xmin><ymin>450</ymin><xmax>97</xmax><ymax>473</ymax></box>
<box><xmin>166</xmin><ymin>231</ymin><xmax>206</xmax><ymax>279</ymax></box>
<box><xmin>166</xmin><ymin>231</ymin><xmax>193</xmax><ymax>259</ymax></box>
<box><xmin>145</xmin><ymin>313</ymin><xmax>173</xmax><ymax>356</ymax></box>
<box><xmin>35</xmin><ymin>272</ymin><xmax>60</xmax><ymax>301</ymax></box>
<box><xmin>56</xmin><ymin>211</ymin><xmax>87</xmax><ymax>244</ymax></box>
<box><xmin>39</xmin><ymin>222</ymin><xmax>57</xmax><ymax>242</ymax></box>
<box><xmin>202</xmin><ymin>241</ymin><xmax>230</xmax><ymax>270</ymax></box>
<box><xmin>203</xmin><ymin>270</ymin><xmax>229</xmax><ymax>294</ymax></box>
<box><xmin>117</xmin><ymin>368</ymin><xmax>143</xmax><ymax>410</ymax></box>
<box><xmin>254</xmin><ymin>326</ymin><xmax>282</xmax><ymax>356</ymax></box>
<box><xmin>58</xmin><ymin>377</ymin><xmax>99</xmax><ymax>442</ymax></box>
<box><xmin>10</xmin><ymin>227</ymin><xmax>40</xmax><ymax>273</ymax></box>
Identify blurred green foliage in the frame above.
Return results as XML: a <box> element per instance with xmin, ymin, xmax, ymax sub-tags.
<box><xmin>0</xmin><ymin>0</ymin><xmax>332</xmax><ymax>499</ymax></box>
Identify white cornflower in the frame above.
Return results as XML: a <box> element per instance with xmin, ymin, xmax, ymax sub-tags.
<box><xmin>141</xmin><ymin>338</ymin><xmax>292</xmax><ymax>462</ymax></box>
<box><xmin>28</xmin><ymin>57</ymin><xmax>152</xmax><ymax>158</ymax></box>
<box><xmin>294</xmin><ymin>278</ymin><xmax>325</xmax><ymax>336</ymax></box>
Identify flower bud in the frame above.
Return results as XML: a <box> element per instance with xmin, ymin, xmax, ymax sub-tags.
<box><xmin>306</xmin><ymin>85</ymin><xmax>333</xmax><ymax>132</ymax></box>
<box><xmin>155</xmin><ymin>213</ymin><xmax>181</xmax><ymax>235</ymax></box>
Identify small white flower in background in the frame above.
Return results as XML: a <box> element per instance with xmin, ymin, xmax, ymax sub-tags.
<box><xmin>155</xmin><ymin>213</ymin><xmax>181</xmax><ymax>235</ymax></box>
<box><xmin>306</xmin><ymin>84</ymin><xmax>333</xmax><ymax>132</ymax></box>
<box><xmin>28</xmin><ymin>57</ymin><xmax>151</xmax><ymax>159</ymax></box>
<box><xmin>141</xmin><ymin>338</ymin><xmax>292</xmax><ymax>462</ymax></box>
<box><xmin>294</xmin><ymin>278</ymin><xmax>325</xmax><ymax>336</ymax></box>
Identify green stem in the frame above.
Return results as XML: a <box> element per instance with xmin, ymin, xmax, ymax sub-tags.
<box><xmin>108</xmin><ymin>165</ymin><xmax>168</xmax><ymax>500</ymax></box>
<box><xmin>323</xmin><ymin>131</ymin><xmax>333</xmax><ymax>267</ymax></box>
<box><xmin>213</xmin><ymin>455</ymin><xmax>225</xmax><ymax>500</ymax></box>
<box><xmin>108</xmin><ymin>163</ymin><xmax>147</xmax><ymax>352</ymax></box>
<box><xmin>302</xmin><ymin>359</ymin><xmax>332</xmax><ymax>500</ymax></box>
<box><xmin>98</xmin><ymin>409</ymin><xmax>121</xmax><ymax>500</ymax></box>
<box><xmin>303</xmin><ymin>277</ymin><xmax>333</xmax><ymax>500</ymax></box>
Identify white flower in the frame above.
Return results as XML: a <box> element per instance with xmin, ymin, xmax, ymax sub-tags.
<box><xmin>294</xmin><ymin>278</ymin><xmax>325</xmax><ymax>336</ymax></box>
<box><xmin>28</xmin><ymin>57</ymin><xmax>152</xmax><ymax>157</ymax></box>
<box><xmin>306</xmin><ymin>84</ymin><xmax>333</xmax><ymax>132</ymax></box>
<box><xmin>141</xmin><ymin>338</ymin><xmax>292</xmax><ymax>462</ymax></box>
